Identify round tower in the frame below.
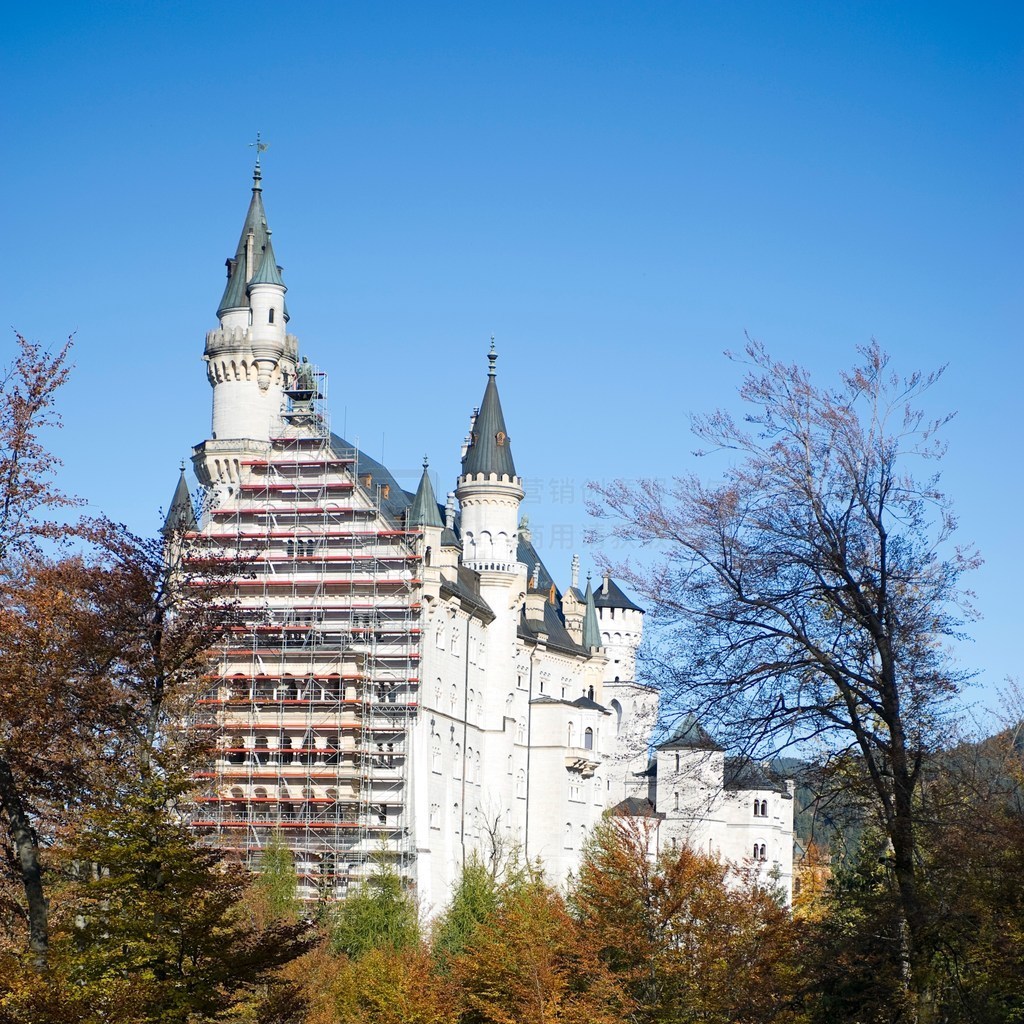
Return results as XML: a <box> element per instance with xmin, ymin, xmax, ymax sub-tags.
<box><xmin>202</xmin><ymin>158</ymin><xmax>298</xmax><ymax>454</ymax></box>
<box><xmin>594</xmin><ymin>570</ymin><xmax>644</xmax><ymax>682</ymax></box>
<box><xmin>454</xmin><ymin>343</ymin><xmax>525</xmax><ymax>574</ymax></box>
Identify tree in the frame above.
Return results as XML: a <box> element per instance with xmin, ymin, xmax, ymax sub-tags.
<box><xmin>570</xmin><ymin>815</ymin><xmax>802</xmax><ymax>1023</ymax></box>
<box><xmin>590</xmin><ymin>341</ymin><xmax>977</xmax><ymax>1016</ymax></box>
<box><xmin>328</xmin><ymin>860</ymin><xmax>420</xmax><ymax>959</ymax></box>
<box><xmin>0</xmin><ymin>333</ymin><xmax>103</xmax><ymax>966</ymax></box>
<box><xmin>431</xmin><ymin>851</ymin><xmax>522</xmax><ymax>968</ymax></box>
<box><xmin>452</xmin><ymin>871</ymin><xmax>627</xmax><ymax>1024</ymax></box>
<box><xmin>0</xmin><ymin>334</ymin><xmax>238</xmax><ymax>970</ymax></box>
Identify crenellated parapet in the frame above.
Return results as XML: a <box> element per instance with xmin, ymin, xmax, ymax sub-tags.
<box><xmin>204</xmin><ymin>328</ymin><xmax>298</xmax><ymax>388</ymax></box>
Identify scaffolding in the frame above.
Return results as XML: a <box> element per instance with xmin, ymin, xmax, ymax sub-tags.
<box><xmin>187</xmin><ymin>366</ymin><xmax>422</xmax><ymax>899</ymax></box>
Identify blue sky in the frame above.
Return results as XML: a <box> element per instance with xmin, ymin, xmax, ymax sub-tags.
<box><xmin>5</xmin><ymin>1</ymin><xmax>1021</xmax><ymax>715</ymax></box>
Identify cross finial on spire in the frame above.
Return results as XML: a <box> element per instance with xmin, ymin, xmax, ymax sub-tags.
<box><xmin>249</xmin><ymin>131</ymin><xmax>269</xmax><ymax>188</ymax></box>
<box><xmin>488</xmin><ymin>335</ymin><xmax>497</xmax><ymax>378</ymax></box>
<box><xmin>179</xmin><ymin>459</ymin><xmax>186</xmax><ymax>472</ymax></box>
<box><xmin>422</xmin><ymin>454</ymin><xmax>429</xmax><ymax>469</ymax></box>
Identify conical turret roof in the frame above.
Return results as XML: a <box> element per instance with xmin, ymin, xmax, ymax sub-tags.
<box><xmin>249</xmin><ymin>231</ymin><xmax>286</xmax><ymax>288</ymax></box>
<box><xmin>217</xmin><ymin>163</ymin><xmax>272</xmax><ymax>316</ymax></box>
<box><xmin>582</xmin><ymin>576</ymin><xmax>602</xmax><ymax>651</ymax></box>
<box><xmin>162</xmin><ymin>465</ymin><xmax>197</xmax><ymax>537</ymax></box>
<box><xmin>408</xmin><ymin>458</ymin><xmax>444</xmax><ymax>528</ymax></box>
<box><xmin>594</xmin><ymin>571</ymin><xmax>645</xmax><ymax>613</ymax></box>
<box><xmin>461</xmin><ymin>343</ymin><xmax>516</xmax><ymax>478</ymax></box>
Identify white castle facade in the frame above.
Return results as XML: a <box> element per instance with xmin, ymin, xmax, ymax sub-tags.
<box><xmin>169</xmin><ymin>161</ymin><xmax>794</xmax><ymax>912</ymax></box>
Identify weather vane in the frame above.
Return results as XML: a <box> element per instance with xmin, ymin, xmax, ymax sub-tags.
<box><xmin>249</xmin><ymin>131</ymin><xmax>269</xmax><ymax>167</ymax></box>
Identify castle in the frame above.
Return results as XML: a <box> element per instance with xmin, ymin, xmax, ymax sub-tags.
<box><xmin>168</xmin><ymin>159</ymin><xmax>794</xmax><ymax>912</ymax></box>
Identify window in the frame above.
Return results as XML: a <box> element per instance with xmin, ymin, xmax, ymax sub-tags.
<box><xmin>584</xmin><ymin>727</ymin><xmax>594</xmax><ymax>750</ymax></box>
<box><xmin>610</xmin><ymin>699</ymin><xmax>622</xmax><ymax>735</ymax></box>
<box><xmin>759</xmin><ymin>844</ymin><xmax>767</xmax><ymax>861</ymax></box>
<box><xmin>269</xmin><ymin>307</ymin><xmax>275</xmax><ymax>323</ymax></box>
<box><xmin>454</xmin><ymin>744</ymin><xmax>462</xmax><ymax>779</ymax></box>
<box><xmin>516</xmin><ymin>770</ymin><xmax>526</xmax><ymax>799</ymax></box>
<box><xmin>567</xmin><ymin>722</ymin><xmax>575</xmax><ymax>747</ymax></box>
<box><xmin>430</xmin><ymin>803</ymin><xmax>439</xmax><ymax>830</ymax></box>
<box><xmin>673</xmin><ymin>791</ymin><xmax>680</xmax><ymax>811</ymax></box>
<box><xmin>564</xmin><ymin>822</ymin><xmax>573</xmax><ymax>849</ymax></box>
<box><xmin>431</xmin><ymin>735</ymin><xmax>441</xmax><ymax>773</ymax></box>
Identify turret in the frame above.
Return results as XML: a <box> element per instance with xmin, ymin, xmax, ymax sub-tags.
<box><xmin>408</xmin><ymin>456</ymin><xmax>444</xmax><ymax>584</ymax></box>
<box><xmin>454</xmin><ymin>342</ymin><xmax>524</xmax><ymax>574</ymax></box>
<box><xmin>200</xmin><ymin>155</ymin><xmax>298</xmax><ymax>465</ymax></box>
<box><xmin>594</xmin><ymin>569</ymin><xmax>645</xmax><ymax>683</ymax></box>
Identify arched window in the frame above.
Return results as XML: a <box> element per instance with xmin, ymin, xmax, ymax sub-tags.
<box><xmin>673</xmin><ymin>791</ymin><xmax>680</xmax><ymax>811</ymax></box>
<box><xmin>269</xmin><ymin>307</ymin><xmax>275</xmax><ymax>323</ymax></box>
<box><xmin>431</xmin><ymin>735</ymin><xmax>441</xmax><ymax>773</ymax></box>
<box><xmin>584</xmin><ymin>727</ymin><xmax>594</xmax><ymax>750</ymax></box>
<box><xmin>517</xmin><ymin>718</ymin><xmax>526</xmax><ymax>743</ymax></box>
<box><xmin>567</xmin><ymin>722</ymin><xmax>575</xmax><ymax>747</ymax></box>
<box><xmin>516</xmin><ymin>770</ymin><xmax>526</xmax><ymax>799</ymax></box>
<box><xmin>753</xmin><ymin>799</ymin><xmax>760</xmax><ymax>816</ymax></box>
<box><xmin>466</xmin><ymin>747</ymin><xmax>474</xmax><ymax>783</ymax></box>
<box><xmin>564</xmin><ymin>822</ymin><xmax>573</xmax><ymax>849</ymax></box>
<box><xmin>753</xmin><ymin>843</ymin><xmax>760</xmax><ymax>860</ymax></box>
<box><xmin>759</xmin><ymin>843</ymin><xmax>767</xmax><ymax>861</ymax></box>
<box><xmin>453</xmin><ymin>744</ymin><xmax>462</xmax><ymax>779</ymax></box>
<box><xmin>610</xmin><ymin>699</ymin><xmax>622</xmax><ymax>735</ymax></box>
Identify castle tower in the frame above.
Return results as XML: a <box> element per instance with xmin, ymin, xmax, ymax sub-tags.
<box><xmin>594</xmin><ymin>569</ymin><xmax>644</xmax><ymax>683</ymax></box>
<box><xmin>455</xmin><ymin>342</ymin><xmax>524</xmax><ymax>574</ymax></box>
<box><xmin>196</xmin><ymin>157</ymin><xmax>298</xmax><ymax>489</ymax></box>
<box><xmin>454</xmin><ymin>343</ymin><xmax>527</xmax><ymax>742</ymax></box>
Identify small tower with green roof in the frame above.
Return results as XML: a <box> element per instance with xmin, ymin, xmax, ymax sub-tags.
<box><xmin>454</xmin><ymin>341</ymin><xmax>525</xmax><ymax>575</ymax></box>
<box><xmin>199</xmin><ymin>155</ymin><xmax>298</xmax><ymax>476</ymax></box>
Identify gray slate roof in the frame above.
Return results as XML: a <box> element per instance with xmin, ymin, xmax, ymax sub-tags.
<box><xmin>330</xmin><ymin>433</ymin><xmax>412</xmax><ymax>524</ymax></box>
<box><xmin>724</xmin><ymin>757</ymin><xmax>792</xmax><ymax>795</ymax></box>
<box><xmin>609</xmin><ymin>796</ymin><xmax>664</xmax><ymax>819</ymax></box>
<box><xmin>582</xmin><ymin>578</ymin><xmax>602</xmax><ymax>651</ymax></box>
<box><xmin>162</xmin><ymin>467</ymin><xmax>197</xmax><ymax>536</ymax></box>
<box><xmin>440</xmin><ymin>567</ymin><xmax>495</xmax><ymax>622</ymax></box>
<box><xmin>249</xmin><ymin>232</ymin><xmax>285</xmax><ymax>288</ymax></box>
<box><xmin>407</xmin><ymin>461</ymin><xmax>444</xmax><ymax>528</ymax></box>
<box><xmin>594</xmin><ymin>574</ymin><xmax>645</xmax><ymax>613</ymax></box>
<box><xmin>218</xmin><ymin>170</ymin><xmax>271</xmax><ymax>316</ymax></box>
<box><xmin>461</xmin><ymin>349</ymin><xmax>516</xmax><ymax>478</ymax></box>
<box><xmin>657</xmin><ymin>714</ymin><xmax>724</xmax><ymax>752</ymax></box>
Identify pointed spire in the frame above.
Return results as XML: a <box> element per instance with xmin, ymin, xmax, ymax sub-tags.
<box><xmin>162</xmin><ymin>464</ymin><xmax>197</xmax><ymax>537</ymax></box>
<box><xmin>461</xmin><ymin>341</ymin><xmax>517</xmax><ymax>478</ymax></box>
<box><xmin>582</xmin><ymin>574</ymin><xmax>602</xmax><ymax>651</ymax></box>
<box><xmin>217</xmin><ymin>161</ymin><xmax>272</xmax><ymax>317</ymax></box>
<box><xmin>249</xmin><ymin>230</ymin><xmax>286</xmax><ymax>288</ymax></box>
<box><xmin>408</xmin><ymin>456</ymin><xmax>443</xmax><ymax>528</ymax></box>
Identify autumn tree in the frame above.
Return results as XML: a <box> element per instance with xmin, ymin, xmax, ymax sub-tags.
<box><xmin>0</xmin><ymin>334</ymin><xmax>236</xmax><ymax>970</ymax></box>
<box><xmin>570</xmin><ymin>815</ymin><xmax>802</xmax><ymax>1023</ymax></box>
<box><xmin>0</xmin><ymin>333</ymin><xmax>103</xmax><ymax>968</ymax></box>
<box><xmin>590</xmin><ymin>341</ymin><xmax>976</xmax><ymax>1017</ymax></box>
<box><xmin>453</xmin><ymin>869</ymin><xmax>628</xmax><ymax>1024</ymax></box>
